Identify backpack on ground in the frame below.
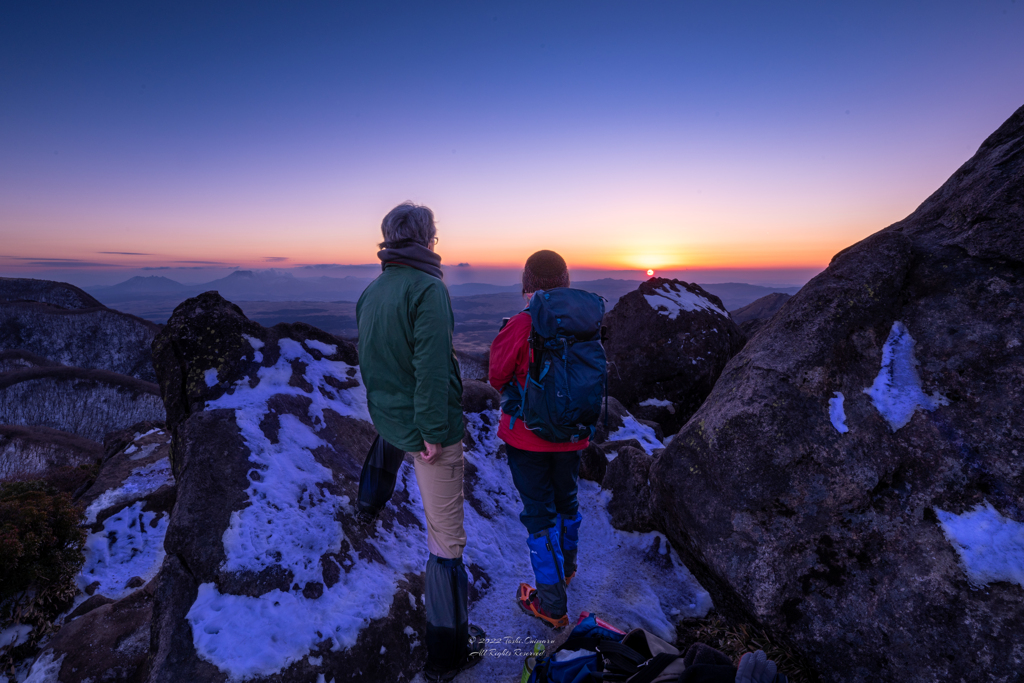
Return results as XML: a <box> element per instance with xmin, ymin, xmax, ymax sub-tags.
<box><xmin>527</xmin><ymin>614</ymin><xmax>692</xmax><ymax>683</ymax></box>
<box><xmin>508</xmin><ymin>288</ymin><xmax>607</xmax><ymax>443</ymax></box>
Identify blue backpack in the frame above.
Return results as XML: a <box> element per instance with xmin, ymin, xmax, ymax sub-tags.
<box><xmin>504</xmin><ymin>288</ymin><xmax>607</xmax><ymax>443</ymax></box>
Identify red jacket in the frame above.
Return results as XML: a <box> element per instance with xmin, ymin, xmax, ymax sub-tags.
<box><xmin>488</xmin><ymin>311</ymin><xmax>589</xmax><ymax>452</ymax></box>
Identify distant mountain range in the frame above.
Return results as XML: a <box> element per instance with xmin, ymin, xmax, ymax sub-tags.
<box><xmin>88</xmin><ymin>271</ymin><xmax>372</xmax><ymax>304</ymax></box>
<box><xmin>87</xmin><ymin>271</ymin><xmax>802</xmax><ymax>326</ymax></box>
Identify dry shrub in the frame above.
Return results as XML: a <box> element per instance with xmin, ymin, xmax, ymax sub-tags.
<box><xmin>676</xmin><ymin>612</ymin><xmax>818</xmax><ymax>683</ymax></box>
<box><xmin>0</xmin><ymin>480</ymin><xmax>86</xmax><ymax>674</ymax></box>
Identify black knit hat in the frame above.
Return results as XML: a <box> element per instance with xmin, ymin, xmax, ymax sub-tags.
<box><xmin>522</xmin><ymin>250</ymin><xmax>570</xmax><ymax>294</ymax></box>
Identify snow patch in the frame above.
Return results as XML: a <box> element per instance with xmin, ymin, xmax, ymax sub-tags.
<box><xmin>639</xmin><ymin>398</ymin><xmax>673</xmax><ymax>408</ymax></box>
<box><xmin>935</xmin><ymin>501</ymin><xmax>1024</xmax><ymax>589</ymax></box>
<box><xmin>244</xmin><ymin>335</ymin><xmax>265</xmax><ymax>363</ymax></box>
<box><xmin>643</xmin><ymin>283</ymin><xmax>727</xmax><ymax>320</ymax></box>
<box><xmin>828</xmin><ymin>392</ymin><xmax>849</xmax><ymax>434</ymax></box>
<box><xmin>83</xmin><ymin>457</ymin><xmax>174</xmax><ymax>524</ymax></box>
<box><xmin>304</xmin><ymin>339</ymin><xmax>337</xmax><ymax>356</ymax></box>
<box><xmin>863</xmin><ymin>322</ymin><xmax>948</xmax><ymax>431</ymax></box>
<box><xmin>77</xmin><ymin>501</ymin><xmax>168</xmax><ymax>601</ymax></box>
<box><xmin>128</xmin><ymin>441</ymin><xmax>162</xmax><ymax>461</ymax></box>
<box><xmin>204</xmin><ymin>368</ymin><xmax>219</xmax><ymax>388</ymax></box>
<box><xmin>0</xmin><ymin>623</ymin><xmax>31</xmax><ymax>649</ymax></box>
<box><xmin>608</xmin><ymin>416</ymin><xmax>664</xmax><ymax>454</ymax></box>
<box><xmin>22</xmin><ymin>651</ymin><xmax>64</xmax><ymax>683</ymax></box>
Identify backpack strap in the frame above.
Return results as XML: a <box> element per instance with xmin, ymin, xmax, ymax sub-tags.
<box><xmin>624</xmin><ymin>653</ymin><xmax>682</xmax><ymax>683</ymax></box>
<box><xmin>595</xmin><ymin>640</ymin><xmax>649</xmax><ymax>676</ymax></box>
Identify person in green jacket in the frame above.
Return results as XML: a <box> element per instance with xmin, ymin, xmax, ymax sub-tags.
<box><xmin>356</xmin><ymin>202</ymin><xmax>485</xmax><ymax>682</ymax></box>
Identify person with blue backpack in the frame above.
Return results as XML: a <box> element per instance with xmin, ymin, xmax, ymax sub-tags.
<box><xmin>489</xmin><ymin>250</ymin><xmax>607</xmax><ymax>629</ymax></box>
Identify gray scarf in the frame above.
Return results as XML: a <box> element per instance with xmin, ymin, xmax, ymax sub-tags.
<box><xmin>377</xmin><ymin>239</ymin><xmax>444</xmax><ymax>280</ymax></box>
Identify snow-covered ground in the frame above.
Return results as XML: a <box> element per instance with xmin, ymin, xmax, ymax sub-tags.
<box><xmin>187</xmin><ymin>336</ymin><xmax>709</xmax><ymax>681</ymax></box>
<box><xmin>18</xmin><ymin>335</ymin><xmax>710</xmax><ymax>683</ymax></box>
<box><xmin>437</xmin><ymin>410</ymin><xmax>711</xmax><ymax>682</ymax></box>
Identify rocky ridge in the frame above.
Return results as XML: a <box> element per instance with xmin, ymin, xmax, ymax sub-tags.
<box><xmin>0</xmin><ymin>278</ymin><xmax>104</xmax><ymax>311</ymax></box>
<box><xmin>0</xmin><ymin>366</ymin><xmax>164</xmax><ymax>442</ymax></box>
<box><xmin>0</xmin><ymin>300</ymin><xmax>160</xmax><ymax>383</ymax></box>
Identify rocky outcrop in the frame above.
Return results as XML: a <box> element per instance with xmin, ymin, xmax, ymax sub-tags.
<box><xmin>77</xmin><ymin>423</ymin><xmax>174</xmax><ymax>525</ymax></box>
<box><xmin>0</xmin><ymin>424</ymin><xmax>103</xmax><ymax>482</ymax></box>
<box><xmin>33</xmin><ymin>579</ymin><xmax>157</xmax><ymax>683</ymax></box>
<box><xmin>22</xmin><ymin>424</ymin><xmax>177</xmax><ymax>683</ymax></box>
<box><xmin>650</xmin><ymin>104</ymin><xmax>1024</xmax><ymax>683</ymax></box>
<box><xmin>604</xmin><ymin>279</ymin><xmax>746</xmax><ymax>434</ymax></box>
<box><xmin>729</xmin><ymin>292</ymin><xmax>792</xmax><ymax>326</ymax></box>
<box><xmin>730</xmin><ymin>292</ymin><xmax>792</xmax><ymax>338</ymax></box>
<box><xmin>603</xmin><ymin>445</ymin><xmax>655</xmax><ymax>533</ymax></box>
<box><xmin>0</xmin><ymin>277</ymin><xmax>104</xmax><ymax>310</ymax></box>
<box><xmin>0</xmin><ymin>366</ymin><xmax>164</xmax><ymax>442</ymax></box>
<box><xmin>461</xmin><ymin>378</ymin><xmax>500</xmax><ymax>414</ymax></box>
<box><xmin>0</xmin><ymin>301</ymin><xmax>160</xmax><ymax>382</ymax></box>
<box><xmin>146</xmin><ymin>292</ymin><xmax>428</xmax><ymax>682</ymax></box>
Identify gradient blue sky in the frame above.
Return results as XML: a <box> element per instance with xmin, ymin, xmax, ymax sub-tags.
<box><xmin>2</xmin><ymin>1</ymin><xmax>1022</xmax><ymax>287</ymax></box>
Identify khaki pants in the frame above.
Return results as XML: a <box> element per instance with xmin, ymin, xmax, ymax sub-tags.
<box><xmin>412</xmin><ymin>442</ymin><xmax>466</xmax><ymax>560</ymax></box>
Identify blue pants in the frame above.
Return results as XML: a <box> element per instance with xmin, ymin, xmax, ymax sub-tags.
<box><xmin>506</xmin><ymin>445</ymin><xmax>583</xmax><ymax>616</ymax></box>
<box><xmin>505</xmin><ymin>445</ymin><xmax>580</xmax><ymax>534</ymax></box>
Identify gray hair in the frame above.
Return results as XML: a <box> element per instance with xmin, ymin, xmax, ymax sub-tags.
<box><xmin>380</xmin><ymin>202</ymin><xmax>437</xmax><ymax>248</ymax></box>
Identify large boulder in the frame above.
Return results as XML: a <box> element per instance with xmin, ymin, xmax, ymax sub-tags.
<box><xmin>0</xmin><ymin>300</ymin><xmax>160</xmax><ymax>382</ymax></box>
<box><xmin>0</xmin><ymin>277</ymin><xmax>104</xmax><ymax>310</ymax></box>
<box><xmin>0</xmin><ymin>424</ymin><xmax>103</xmax><ymax>482</ymax></box>
<box><xmin>604</xmin><ymin>278</ymin><xmax>746</xmax><ymax>434</ymax></box>
<box><xmin>650</xmin><ymin>104</ymin><xmax>1024</xmax><ymax>682</ymax></box>
<box><xmin>147</xmin><ymin>292</ymin><xmax>425</xmax><ymax>683</ymax></box>
<box><xmin>0</xmin><ymin>367</ymin><xmax>164</xmax><ymax>442</ymax></box>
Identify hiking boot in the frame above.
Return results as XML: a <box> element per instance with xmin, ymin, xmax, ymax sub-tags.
<box><xmin>422</xmin><ymin>624</ymin><xmax>487</xmax><ymax>682</ymax></box>
<box><xmin>517</xmin><ymin>583</ymin><xmax>568</xmax><ymax>629</ymax></box>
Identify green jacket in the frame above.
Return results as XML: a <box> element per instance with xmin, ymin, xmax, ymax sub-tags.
<box><xmin>356</xmin><ymin>264</ymin><xmax>464</xmax><ymax>452</ymax></box>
